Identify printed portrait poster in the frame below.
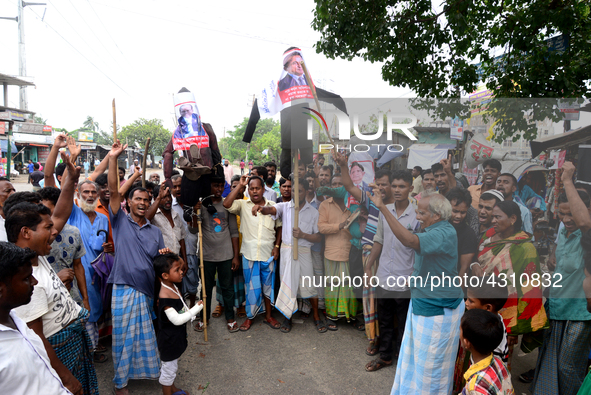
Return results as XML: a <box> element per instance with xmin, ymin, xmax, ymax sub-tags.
<box><xmin>257</xmin><ymin>47</ymin><xmax>316</xmax><ymax>117</ymax></box>
<box><xmin>172</xmin><ymin>91</ymin><xmax>210</xmax><ymax>151</ymax></box>
<box><xmin>347</xmin><ymin>152</ymin><xmax>375</xmax><ymax>207</ymax></box>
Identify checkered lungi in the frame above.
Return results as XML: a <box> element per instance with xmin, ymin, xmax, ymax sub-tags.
<box><xmin>324</xmin><ymin>258</ymin><xmax>359</xmax><ymax>321</ymax></box>
<box><xmin>112</xmin><ymin>284</ymin><xmax>160</xmax><ymax>389</ymax></box>
<box><xmin>242</xmin><ymin>256</ymin><xmax>275</xmax><ymax>319</ymax></box>
<box><xmin>530</xmin><ymin>319</ymin><xmax>591</xmax><ymax>395</ymax></box>
<box><xmin>391</xmin><ymin>302</ymin><xmax>464</xmax><ymax>395</ymax></box>
<box><xmin>362</xmin><ymin>246</ymin><xmax>379</xmax><ymax>343</ymax></box>
<box><xmin>48</xmin><ymin>308</ymin><xmax>99</xmax><ymax>395</ymax></box>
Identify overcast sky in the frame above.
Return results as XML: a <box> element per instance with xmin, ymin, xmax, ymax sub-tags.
<box><xmin>0</xmin><ymin>0</ymin><xmax>412</xmax><ymax>140</ymax></box>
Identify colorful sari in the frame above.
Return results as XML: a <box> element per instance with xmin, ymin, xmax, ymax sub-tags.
<box><xmin>478</xmin><ymin>228</ymin><xmax>548</xmax><ymax>336</ymax></box>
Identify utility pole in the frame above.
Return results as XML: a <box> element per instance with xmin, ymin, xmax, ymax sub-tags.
<box><xmin>17</xmin><ymin>1</ymin><xmax>46</xmax><ymax>110</ymax></box>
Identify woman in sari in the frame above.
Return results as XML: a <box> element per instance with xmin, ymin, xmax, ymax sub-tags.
<box><xmin>472</xmin><ymin>200</ymin><xmax>548</xmax><ymax>369</ymax></box>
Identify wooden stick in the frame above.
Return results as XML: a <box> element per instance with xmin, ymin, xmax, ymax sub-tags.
<box><xmin>112</xmin><ymin>99</ymin><xmax>119</xmax><ymax>191</ymax></box>
<box><xmin>300</xmin><ymin>61</ymin><xmax>335</xmax><ymax>147</ymax></box>
<box><xmin>293</xmin><ymin>150</ymin><xmax>299</xmax><ymax>260</ymax></box>
<box><xmin>141</xmin><ymin>138</ymin><xmax>151</xmax><ymax>188</ymax></box>
<box><xmin>112</xmin><ymin>99</ymin><xmax>117</xmax><ymax>142</ymax></box>
<box><xmin>197</xmin><ymin>207</ymin><xmax>208</xmax><ymax>341</ymax></box>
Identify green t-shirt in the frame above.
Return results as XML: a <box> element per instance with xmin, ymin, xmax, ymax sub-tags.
<box><xmin>411</xmin><ymin>220</ymin><xmax>463</xmax><ymax>316</ymax></box>
<box><xmin>549</xmin><ymin>228</ymin><xmax>591</xmax><ymax>321</ymax></box>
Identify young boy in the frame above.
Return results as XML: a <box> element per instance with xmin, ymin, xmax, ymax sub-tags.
<box><xmin>453</xmin><ymin>275</ymin><xmax>509</xmax><ymax>393</ymax></box>
<box><xmin>460</xmin><ymin>309</ymin><xmax>514</xmax><ymax>395</ymax></box>
<box><xmin>465</xmin><ymin>276</ymin><xmax>509</xmax><ymax>362</ymax></box>
<box><xmin>0</xmin><ymin>242</ymin><xmax>72</xmax><ymax>394</ymax></box>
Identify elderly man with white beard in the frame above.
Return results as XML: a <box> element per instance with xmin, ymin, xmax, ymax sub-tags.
<box><xmin>67</xmin><ymin>179</ymin><xmax>111</xmax><ymax>351</ymax></box>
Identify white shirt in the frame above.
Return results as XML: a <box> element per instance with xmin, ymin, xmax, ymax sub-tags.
<box><xmin>0</xmin><ymin>312</ymin><xmax>72</xmax><ymax>394</ymax></box>
<box><xmin>151</xmin><ymin>208</ymin><xmax>187</xmax><ymax>255</ymax></box>
<box><xmin>0</xmin><ymin>216</ymin><xmax>7</xmax><ymax>242</ymax></box>
<box><xmin>172</xmin><ymin>197</ymin><xmax>198</xmax><ymax>255</ymax></box>
<box><xmin>272</xmin><ymin>200</ymin><xmax>319</xmax><ymax>248</ymax></box>
<box><xmin>13</xmin><ymin>256</ymin><xmax>82</xmax><ymax>338</ymax></box>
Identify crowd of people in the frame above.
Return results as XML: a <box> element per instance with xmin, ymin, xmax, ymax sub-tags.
<box><xmin>1</xmin><ymin>134</ymin><xmax>591</xmax><ymax>395</ymax></box>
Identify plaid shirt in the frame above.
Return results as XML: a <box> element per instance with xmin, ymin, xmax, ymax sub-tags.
<box><xmin>462</xmin><ymin>354</ymin><xmax>514</xmax><ymax>395</ymax></box>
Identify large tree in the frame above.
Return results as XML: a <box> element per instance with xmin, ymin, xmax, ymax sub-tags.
<box><xmin>119</xmin><ymin>118</ymin><xmax>172</xmax><ymax>166</ymax></box>
<box><xmin>312</xmin><ymin>0</ymin><xmax>591</xmax><ymax>141</ymax></box>
<box><xmin>219</xmin><ymin>118</ymin><xmax>281</xmax><ymax>164</ymax></box>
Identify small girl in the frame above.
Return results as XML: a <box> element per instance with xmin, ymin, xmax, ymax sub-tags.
<box><xmin>154</xmin><ymin>253</ymin><xmax>203</xmax><ymax>395</ymax></box>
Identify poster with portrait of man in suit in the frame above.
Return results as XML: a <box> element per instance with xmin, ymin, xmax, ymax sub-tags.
<box><xmin>258</xmin><ymin>47</ymin><xmax>316</xmax><ymax>117</ymax></box>
<box><xmin>172</xmin><ymin>92</ymin><xmax>210</xmax><ymax>151</ymax></box>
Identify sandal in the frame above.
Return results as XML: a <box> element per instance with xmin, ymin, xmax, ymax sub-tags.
<box><xmin>518</xmin><ymin>368</ymin><xmax>536</xmax><ymax>383</ymax></box>
<box><xmin>227</xmin><ymin>321</ymin><xmax>239</xmax><ymax>333</ymax></box>
<box><xmin>239</xmin><ymin>318</ymin><xmax>253</xmax><ymax>331</ymax></box>
<box><xmin>326</xmin><ymin>321</ymin><xmax>338</xmax><ymax>331</ymax></box>
<box><xmin>194</xmin><ymin>321</ymin><xmax>204</xmax><ymax>332</ymax></box>
<box><xmin>94</xmin><ymin>353</ymin><xmax>108</xmax><ymax>363</ymax></box>
<box><xmin>263</xmin><ymin>317</ymin><xmax>281</xmax><ymax>329</ymax></box>
<box><xmin>171</xmin><ymin>390</ymin><xmax>188</xmax><ymax>395</ymax></box>
<box><xmin>212</xmin><ymin>304</ymin><xmax>224</xmax><ymax>318</ymax></box>
<box><xmin>280</xmin><ymin>319</ymin><xmax>292</xmax><ymax>333</ymax></box>
<box><xmin>365</xmin><ymin>358</ymin><xmax>392</xmax><ymax>372</ymax></box>
<box><xmin>237</xmin><ymin>306</ymin><xmax>247</xmax><ymax>318</ymax></box>
<box><xmin>314</xmin><ymin>320</ymin><xmax>327</xmax><ymax>333</ymax></box>
<box><xmin>349</xmin><ymin>319</ymin><xmax>365</xmax><ymax>331</ymax></box>
<box><xmin>366</xmin><ymin>343</ymin><xmax>379</xmax><ymax>356</ymax></box>
<box><xmin>95</xmin><ymin>344</ymin><xmax>107</xmax><ymax>353</ymax></box>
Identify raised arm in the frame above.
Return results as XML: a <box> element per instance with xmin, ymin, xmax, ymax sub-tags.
<box><xmin>562</xmin><ymin>161</ymin><xmax>591</xmax><ymax>232</ymax></box>
<box><xmin>108</xmin><ymin>140</ymin><xmax>128</xmax><ymax>215</ymax></box>
<box><xmin>44</xmin><ymin>134</ymin><xmax>68</xmax><ymax>188</ymax></box>
<box><xmin>119</xmin><ymin>166</ymin><xmax>142</xmax><ymax>198</ymax></box>
<box><xmin>367</xmin><ymin>184</ymin><xmax>420</xmax><ymax>250</ymax></box>
<box><xmin>333</xmin><ymin>151</ymin><xmax>363</xmax><ymax>202</ymax></box>
<box><xmin>87</xmin><ymin>154</ymin><xmax>110</xmax><ymax>181</ymax></box>
<box><xmin>51</xmin><ymin>152</ymin><xmax>81</xmax><ymax>234</ymax></box>
<box><xmin>441</xmin><ymin>154</ymin><xmax>457</xmax><ymax>189</ymax></box>
<box><xmin>146</xmin><ymin>184</ymin><xmax>167</xmax><ymax>221</ymax></box>
<box><xmin>223</xmin><ymin>175</ymin><xmax>249</xmax><ymax>209</ymax></box>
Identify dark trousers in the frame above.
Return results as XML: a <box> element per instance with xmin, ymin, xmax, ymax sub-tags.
<box><xmin>348</xmin><ymin>245</ymin><xmax>364</xmax><ymax>300</ymax></box>
<box><xmin>204</xmin><ymin>259</ymin><xmax>235</xmax><ymax>321</ymax></box>
<box><xmin>377</xmin><ymin>287</ymin><xmax>411</xmax><ymax>362</ymax></box>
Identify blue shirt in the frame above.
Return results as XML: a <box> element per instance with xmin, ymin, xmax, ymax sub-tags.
<box><xmin>68</xmin><ymin>205</ymin><xmax>109</xmax><ymax>322</ymax></box>
<box><xmin>28</xmin><ymin>163</ymin><xmax>34</xmax><ymax>173</ymax></box>
<box><xmin>549</xmin><ymin>228</ymin><xmax>591</xmax><ymax>321</ymax></box>
<box><xmin>411</xmin><ymin>220</ymin><xmax>463</xmax><ymax>316</ymax></box>
<box><xmin>107</xmin><ymin>206</ymin><xmax>165</xmax><ymax>298</ymax></box>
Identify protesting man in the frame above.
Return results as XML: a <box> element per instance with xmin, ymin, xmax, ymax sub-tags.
<box><xmin>0</xmin><ymin>176</ymin><xmax>16</xmax><ymax>241</ymax></box>
<box><xmin>0</xmin><ymin>242</ymin><xmax>74</xmax><ymax>394</ymax></box>
<box><xmin>531</xmin><ymin>162</ymin><xmax>591</xmax><ymax>395</ymax></box>
<box><xmin>364</xmin><ymin>170</ymin><xmax>420</xmax><ymax>372</ymax></box>
<box><xmin>476</xmin><ymin>190</ymin><xmax>504</xmax><ymax>240</ymax></box>
<box><xmin>411</xmin><ymin>166</ymin><xmax>423</xmax><ymax>197</ymax></box>
<box><xmin>249</xmin><ymin>166</ymin><xmax>278</xmax><ymax>201</ymax></box>
<box><xmin>223</xmin><ymin>174</ymin><xmax>281</xmax><ymax>331</ymax></box>
<box><xmin>445</xmin><ymin>188</ymin><xmax>479</xmax><ymax>279</ymax></box>
<box><xmin>414</xmin><ymin>169</ymin><xmax>436</xmax><ymax>201</ymax></box>
<box><xmin>264</xmin><ymin>161</ymin><xmax>281</xmax><ymax>197</ymax></box>
<box><xmin>496</xmin><ymin>173</ymin><xmax>533</xmax><ymax>234</ymax></box>
<box><xmin>192</xmin><ymin>176</ymin><xmax>240</xmax><ymax>333</ymax></box>
<box><xmin>254</xmin><ymin>178</ymin><xmax>324</xmax><ymax>333</ymax></box>
<box><xmin>224</xmin><ymin>159</ymin><xmax>234</xmax><ymax>185</ymax></box>
<box><xmin>9</xmin><ymin>153</ymin><xmax>98</xmax><ymax>395</ymax></box>
<box><xmin>468</xmin><ymin>159</ymin><xmax>501</xmax><ymax>209</ymax></box>
<box><xmin>367</xmin><ymin>190</ymin><xmax>464</xmax><ymax>394</ymax></box>
<box><xmin>107</xmin><ymin>140</ymin><xmax>167</xmax><ymax>394</ymax></box>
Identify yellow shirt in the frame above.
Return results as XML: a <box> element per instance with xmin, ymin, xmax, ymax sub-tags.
<box><xmin>226</xmin><ymin>198</ymin><xmax>281</xmax><ymax>261</ymax></box>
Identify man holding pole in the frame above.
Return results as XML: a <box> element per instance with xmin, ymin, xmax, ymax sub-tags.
<box><xmin>106</xmin><ymin>140</ymin><xmax>167</xmax><ymax>395</ymax></box>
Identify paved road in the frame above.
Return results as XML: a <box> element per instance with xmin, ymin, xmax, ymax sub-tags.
<box><xmin>10</xmin><ymin>170</ymin><xmax>537</xmax><ymax>394</ymax></box>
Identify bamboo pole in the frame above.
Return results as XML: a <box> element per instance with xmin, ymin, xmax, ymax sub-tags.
<box><xmin>112</xmin><ymin>99</ymin><xmax>119</xmax><ymax>191</ymax></box>
<box><xmin>141</xmin><ymin>138</ymin><xmax>151</xmax><ymax>188</ymax></box>
<box><xmin>197</xmin><ymin>206</ymin><xmax>208</xmax><ymax>341</ymax></box>
<box><xmin>300</xmin><ymin>61</ymin><xmax>335</xmax><ymax>147</ymax></box>
<box><xmin>293</xmin><ymin>150</ymin><xmax>299</xmax><ymax>260</ymax></box>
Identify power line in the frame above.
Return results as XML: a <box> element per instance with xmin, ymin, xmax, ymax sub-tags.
<box><xmin>65</xmin><ymin>0</ymin><xmax>128</xmax><ymax>74</ymax></box>
<box><xmin>28</xmin><ymin>7</ymin><xmax>131</xmax><ymax>96</ymax></box>
<box><xmin>85</xmin><ymin>0</ymin><xmax>126</xmax><ymax>57</ymax></box>
<box><xmin>89</xmin><ymin>0</ymin><xmax>315</xmax><ymax>49</ymax></box>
